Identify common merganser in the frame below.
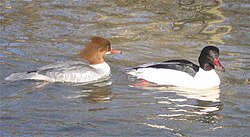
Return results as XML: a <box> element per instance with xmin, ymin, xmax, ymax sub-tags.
<box><xmin>5</xmin><ymin>37</ymin><xmax>122</xmax><ymax>83</ymax></box>
<box><xmin>127</xmin><ymin>46</ymin><xmax>225</xmax><ymax>89</ymax></box>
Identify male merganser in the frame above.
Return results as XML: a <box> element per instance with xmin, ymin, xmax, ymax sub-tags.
<box><xmin>5</xmin><ymin>37</ymin><xmax>122</xmax><ymax>83</ymax></box>
<box><xmin>127</xmin><ymin>46</ymin><xmax>225</xmax><ymax>89</ymax></box>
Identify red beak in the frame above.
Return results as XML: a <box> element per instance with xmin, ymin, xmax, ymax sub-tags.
<box><xmin>110</xmin><ymin>49</ymin><xmax>122</xmax><ymax>54</ymax></box>
<box><xmin>214</xmin><ymin>58</ymin><xmax>225</xmax><ymax>71</ymax></box>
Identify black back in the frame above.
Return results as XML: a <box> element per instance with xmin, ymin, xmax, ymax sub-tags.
<box><xmin>133</xmin><ymin>59</ymin><xmax>199</xmax><ymax>77</ymax></box>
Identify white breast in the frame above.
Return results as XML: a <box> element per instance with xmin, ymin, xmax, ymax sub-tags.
<box><xmin>192</xmin><ymin>69</ymin><xmax>220</xmax><ymax>89</ymax></box>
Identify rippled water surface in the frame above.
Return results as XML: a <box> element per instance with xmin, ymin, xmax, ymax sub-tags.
<box><xmin>1</xmin><ymin>0</ymin><xmax>249</xmax><ymax>136</ymax></box>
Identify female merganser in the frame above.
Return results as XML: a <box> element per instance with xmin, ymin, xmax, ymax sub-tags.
<box><xmin>127</xmin><ymin>46</ymin><xmax>225</xmax><ymax>89</ymax></box>
<box><xmin>5</xmin><ymin>37</ymin><xmax>122</xmax><ymax>83</ymax></box>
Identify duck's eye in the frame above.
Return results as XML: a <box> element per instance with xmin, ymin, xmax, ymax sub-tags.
<box><xmin>208</xmin><ymin>50</ymin><xmax>213</xmax><ymax>55</ymax></box>
<box><xmin>209</xmin><ymin>50</ymin><xmax>219</xmax><ymax>59</ymax></box>
<box><xmin>208</xmin><ymin>50</ymin><xmax>215</xmax><ymax>58</ymax></box>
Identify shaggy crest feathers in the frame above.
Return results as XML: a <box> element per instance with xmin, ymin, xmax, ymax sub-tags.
<box><xmin>91</xmin><ymin>36</ymin><xmax>111</xmax><ymax>47</ymax></box>
<box><xmin>80</xmin><ymin>37</ymin><xmax>111</xmax><ymax>64</ymax></box>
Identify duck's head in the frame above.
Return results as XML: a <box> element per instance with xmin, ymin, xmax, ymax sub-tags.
<box><xmin>80</xmin><ymin>37</ymin><xmax>122</xmax><ymax>64</ymax></box>
<box><xmin>198</xmin><ymin>46</ymin><xmax>225</xmax><ymax>71</ymax></box>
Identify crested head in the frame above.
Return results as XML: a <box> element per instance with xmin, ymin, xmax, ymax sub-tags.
<box><xmin>199</xmin><ymin>46</ymin><xmax>225</xmax><ymax>71</ymax></box>
<box><xmin>91</xmin><ymin>37</ymin><xmax>111</xmax><ymax>47</ymax></box>
<box><xmin>201</xmin><ymin>46</ymin><xmax>219</xmax><ymax>56</ymax></box>
<box><xmin>80</xmin><ymin>37</ymin><xmax>112</xmax><ymax>64</ymax></box>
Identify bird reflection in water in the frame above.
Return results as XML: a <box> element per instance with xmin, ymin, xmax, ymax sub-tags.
<box><xmin>137</xmin><ymin>85</ymin><xmax>222</xmax><ymax>124</ymax></box>
<box><xmin>66</xmin><ymin>80</ymin><xmax>113</xmax><ymax>103</ymax></box>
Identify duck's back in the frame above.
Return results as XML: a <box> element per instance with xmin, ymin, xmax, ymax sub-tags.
<box><xmin>5</xmin><ymin>61</ymin><xmax>111</xmax><ymax>83</ymax></box>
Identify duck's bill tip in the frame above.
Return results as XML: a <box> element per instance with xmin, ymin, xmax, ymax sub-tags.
<box><xmin>222</xmin><ymin>67</ymin><xmax>226</xmax><ymax>72</ymax></box>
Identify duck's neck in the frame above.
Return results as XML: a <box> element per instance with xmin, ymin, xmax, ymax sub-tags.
<box><xmin>200</xmin><ymin>63</ymin><xmax>214</xmax><ymax>71</ymax></box>
<box><xmin>90</xmin><ymin>62</ymin><xmax>111</xmax><ymax>74</ymax></box>
<box><xmin>88</xmin><ymin>55</ymin><xmax>104</xmax><ymax>65</ymax></box>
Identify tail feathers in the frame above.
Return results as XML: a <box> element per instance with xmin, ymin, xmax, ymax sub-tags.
<box><xmin>5</xmin><ymin>72</ymin><xmax>51</xmax><ymax>81</ymax></box>
<box><xmin>125</xmin><ymin>68</ymin><xmax>137</xmax><ymax>76</ymax></box>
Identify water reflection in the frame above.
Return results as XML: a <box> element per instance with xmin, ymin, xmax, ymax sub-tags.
<box><xmin>133</xmin><ymin>85</ymin><xmax>222</xmax><ymax>136</ymax></box>
<box><xmin>136</xmin><ymin>85</ymin><xmax>222</xmax><ymax>123</ymax></box>
<box><xmin>65</xmin><ymin>80</ymin><xmax>113</xmax><ymax>103</ymax></box>
<box><xmin>200</xmin><ymin>0</ymin><xmax>232</xmax><ymax>44</ymax></box>
<box><xmin>141</xmin><ymin>85</ymin><xmax>221</xmax><ymax>112</ymax></box>
<box><xmin>173</xmin><ymin>0</ymin><xmax>232</xmax><ymax>44</ymax></box>
<box><xmin>163</xmin><ymin>86</ymin><xmax>221</xmax><ymax>102</ymax></box>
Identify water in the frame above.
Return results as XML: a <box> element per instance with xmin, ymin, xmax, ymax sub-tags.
<box><xmin>0</xmin><ymin>0</ymin><xmax>249</xmax><ymax>136</ymax></box>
